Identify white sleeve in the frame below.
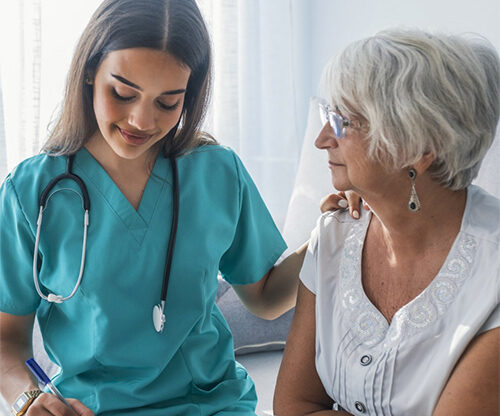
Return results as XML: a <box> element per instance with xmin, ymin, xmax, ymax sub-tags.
<box><xmin>478</xmin><ymin>266</ymin><xmax>500</xmax><ymax>335</ymax></box>
<box><xmin>478</xmin><ymin>302</ymin><xmax>500</xmax><ymax>335</ymax></box>
<box><xmin>299</xmin><ymin>210</ymin><xmax>361</xmax><ymax>296</ymax></box>
<box><xmin>299</xmin><ymin>220</ymin><xmax>320</xmax><ymax>294</ymax></box>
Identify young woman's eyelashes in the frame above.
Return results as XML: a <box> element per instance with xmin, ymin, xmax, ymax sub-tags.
<box><xmin>111</xmin><ymin>88</ymin><xmax>180</xmax><ymax>111</ymax></box>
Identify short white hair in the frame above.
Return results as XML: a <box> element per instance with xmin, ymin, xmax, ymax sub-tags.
<box><xmin>323</xmin><ymin>28</ymin><xmax>500</xmax><ymax>190</ymax></box>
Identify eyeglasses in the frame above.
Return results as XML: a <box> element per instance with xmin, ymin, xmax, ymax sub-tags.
<box><xmin>316</xmin><ymin>97</ymin><xmax>364</xmax><ymax>139</ymax></box>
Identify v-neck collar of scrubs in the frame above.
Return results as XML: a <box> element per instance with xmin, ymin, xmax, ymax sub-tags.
<box><xmin>73</xmin><ymin>147</ymin><xmax>171</xmax><ymax>245</ymax></box>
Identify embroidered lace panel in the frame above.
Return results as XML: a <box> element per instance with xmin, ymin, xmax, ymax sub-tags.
<box><xmin>340</xmin><ymin>220</ymin><xmax>478</xmax><ymax>347</ymax></box>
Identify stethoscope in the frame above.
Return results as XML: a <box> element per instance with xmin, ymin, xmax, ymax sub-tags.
<box><xmin>33</xmin><ymin>153</ymin><xmax>179</xmax><ymax>333</ymax></box>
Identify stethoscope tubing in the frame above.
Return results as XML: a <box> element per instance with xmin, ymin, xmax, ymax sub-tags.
<box><xmin>153</xmin><ymin>156</ymin><xmax>178</xmax><ymax>332</ymax></box>
<box><xmin>161</xmin><ymin>156</ymin><xmax>178</xmax><ymax>303</ymax></box>
<box><xmin>33</xmin><ymin>155</ymin><xmax>90</xmax><ymax>303</ymax></box>
<box><xmin>33</xmin><ymin>207</ymin><xmax>89</xmax><ymax>303</ymax></box>
<box><xmin>40</xmin><ymin>156</ymin><xmax>91</xmax><ymax>210</ymax></box>
<box><xmin>32</xmin><ymin>153</ymin><xmax>180</xmax><ymax>334</ymax></box>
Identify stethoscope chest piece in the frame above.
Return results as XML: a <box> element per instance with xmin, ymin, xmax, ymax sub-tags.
<box><xmin>153</xmin><ymin>301</ymin><xmax>166</xmax><ymax>333</ymax></box>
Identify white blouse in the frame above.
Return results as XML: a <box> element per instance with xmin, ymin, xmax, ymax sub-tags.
<box><xmin>300</xmin><ymin>185</ymin><xmax>500</xmax><ymax>416</ymax></box>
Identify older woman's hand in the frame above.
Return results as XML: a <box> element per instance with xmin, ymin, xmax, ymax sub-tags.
<box><xmin>320</xmin><ymin>191</ymin><xmax>368</xmax><ymax>218</ymax></box>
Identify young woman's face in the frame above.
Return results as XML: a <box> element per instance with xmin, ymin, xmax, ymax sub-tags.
<box><xmin>91</xmin><ymin>48</ymin><xmax>191</xmax><ymax>160</ymax></box>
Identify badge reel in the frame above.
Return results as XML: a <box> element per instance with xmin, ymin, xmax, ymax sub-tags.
<box><xmin>153</xmin><ymin>301</ymin><xmax>166</xmax><ymax>332</ymax></box>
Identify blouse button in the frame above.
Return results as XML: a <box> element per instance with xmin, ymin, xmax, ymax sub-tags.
<box><xmin>354</xmin><ymin>401</ymin><xmax>366</xmax><ymax>413</ymax></box>
<box><xmin>360</xmin><ymin>354</ymin><xmax>372</xmax><ymax>366</ymax></box>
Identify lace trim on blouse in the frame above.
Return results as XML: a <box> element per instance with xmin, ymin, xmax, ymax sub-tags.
<box><xmin>340</xmin><ymin>218</ymin><xmax>478</xmax><ymax>347</ymax></box>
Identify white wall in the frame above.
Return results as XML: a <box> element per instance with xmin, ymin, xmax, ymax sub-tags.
<box><xmin>306</xmin><ymin>0</ymin><xmax>500</xmax><ymax>98</ymax></box>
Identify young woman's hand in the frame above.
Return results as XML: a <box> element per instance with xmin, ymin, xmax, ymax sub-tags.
<box><xmin>27</xmin><ymin>393</ymin><xmax>94</xmax><ymax>415</ymax></box>
<box><xmin>320</xmin><ymin>190</ymin><xmax>368</xmax><ymax>219</ymax></box>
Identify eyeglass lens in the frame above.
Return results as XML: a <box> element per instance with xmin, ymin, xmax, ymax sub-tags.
<box><xmin>318</xmin><ymin>104</ymin><xmax>345</xmax><ymax>139</ymax></box>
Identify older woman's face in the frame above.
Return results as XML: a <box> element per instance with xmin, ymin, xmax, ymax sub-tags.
<box><xmin>314</xmin><ymin>120</ymin><xmax>390</xmax><ymax>195</ymax></box>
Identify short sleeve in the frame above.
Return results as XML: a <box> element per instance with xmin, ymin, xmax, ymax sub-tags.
<box><xmin>0</xmin><ymin>176</ymin><xmax>41</xmax><ymax>314</ymax></box>
<box><xmin>477</xmin><ymin>263</ymin><xmax>500</xmax><ymax>335</ymax></box>
<box><xmin>478</xmin><ymin>302</ymin><xmax>500</xmax><ymax>335</ymax></box>
<box><xmin>219</xmin><ymin>152</ymin><xmax>287</xmax><ymax>285</ymax></box>
<box><xmin>299</xmin><ymin>220</ymin><xmax>319</xmax><ymax>294</ymax></box>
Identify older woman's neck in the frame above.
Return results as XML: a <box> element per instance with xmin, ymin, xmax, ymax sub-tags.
<box><xmin>364</xmin><ymin>179</ymin><xmax>467</xmax><ymax>255</ymax></box>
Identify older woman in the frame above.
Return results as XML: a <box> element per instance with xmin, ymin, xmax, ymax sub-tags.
<box><xmin>274</xmin><ymin>29</ymin><xmax>500</xmax><ymax>416</ymax></box>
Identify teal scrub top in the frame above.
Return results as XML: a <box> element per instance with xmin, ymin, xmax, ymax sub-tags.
<box><xmin>0</xmin><ymin>145</ymin><xmax>287</xmax><ymax>415</ymax></box>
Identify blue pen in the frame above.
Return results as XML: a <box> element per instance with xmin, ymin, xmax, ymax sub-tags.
<box><xmin>25</xmin><ymin>358</ymin><xmax>76</xmax><ymax>412</ymax></box>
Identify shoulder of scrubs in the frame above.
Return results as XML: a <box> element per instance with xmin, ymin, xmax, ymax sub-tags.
<box><xmin>0</xmin><ymin>154</ymin><xmax>65</xmax><ymax>314</ymax></box>
<box><xmin>184</xmin><ymin>144</ymin><xmax>287</xmax><ymax>285</ymax></box>
<box><xmin>299</xmin><ymin>209</ymin><xmax>370</xmax><ymax>295</ymax></box>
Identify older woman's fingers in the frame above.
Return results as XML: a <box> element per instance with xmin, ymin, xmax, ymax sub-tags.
<box><xmin>320</xmin><ymin>193</ymin><xmax>348</xmax><ymax>213</ymax></box>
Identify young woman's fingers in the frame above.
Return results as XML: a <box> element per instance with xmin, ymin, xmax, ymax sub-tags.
<box><xmin>26</xmin><ymin>406</ymin><xmax>52</xmax><ymax>416</ymax></box>
<box><xmin>320</xmin><ymin>193</ymin><xmax>348</xmax><ymax>213</ymax></box>
<box><xmin>27</xmin><ymin>394</ymin><xmax>94</xmax><ymax>416</ymax></box>
<box><xmin>345</xmin><ymin>191</ymin><xmax>362</xmax><ymax>219</ymax></box>
<box><xmin>66</xmin><ymin>399</ymin><xmax>95</xmax><ymax>415</ymax></box>
<box><xmin>27</xmin><ymin>393</ymin><xmax>68</xmax><ymax>416</ymax></box>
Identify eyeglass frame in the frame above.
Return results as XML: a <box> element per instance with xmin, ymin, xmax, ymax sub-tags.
<box><xmin>315</xmin><ymin>97</ymin><xmax>366</xmax><ymax>139</ymax></box>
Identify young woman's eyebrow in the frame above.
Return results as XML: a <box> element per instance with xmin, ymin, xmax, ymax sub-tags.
<box><xmin>111</xmin><ymin>74</ymin><xmax>186</xmax><ymax>95</ymax></box>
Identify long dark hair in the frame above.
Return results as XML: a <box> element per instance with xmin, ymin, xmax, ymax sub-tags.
<box><xmin>43</xmin><ymin>0</ymin><xmax>214</xmax><ymax>156</ymax></box>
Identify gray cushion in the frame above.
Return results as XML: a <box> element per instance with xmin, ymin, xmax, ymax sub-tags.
<box><xmin>216</xmin><ymin>278</ymin><xmax>294</xmax><ymax>355</ymax></box>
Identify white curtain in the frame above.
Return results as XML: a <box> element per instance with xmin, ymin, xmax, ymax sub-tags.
<box><xmin>0</xmin><ymin>0</ymin><xmax>314</xmax><ymax>230</ymax></box>
<box><xmin>197</xmin><ymin>0</ymin><xmax>313</xmax><ymax>228</ymax></box>
<box><xmin>0</xmin><ymin>0</ymin><xmax>103</xmax><ymax>181</ymax></box>
<box><xmin>0</xmin><ymin>72</ymin><xmax>7</xmax><ymax>178</ymax></box>
<box><xmin>0</xmin><ymin>0</ymin><xmax>42</xmax><ymax>180</ymax></box>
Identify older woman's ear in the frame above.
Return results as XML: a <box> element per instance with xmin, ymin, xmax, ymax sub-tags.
<box><xmin>412</xmin><ymin>152</ymin><xmax>435</xmax><ymax>175</ymax></box>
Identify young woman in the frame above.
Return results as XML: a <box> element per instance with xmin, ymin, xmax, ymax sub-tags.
<box><xmin>0</xmin><ymin>1</ymin><xmax>312</xmax><ymax>414</ymax></box>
